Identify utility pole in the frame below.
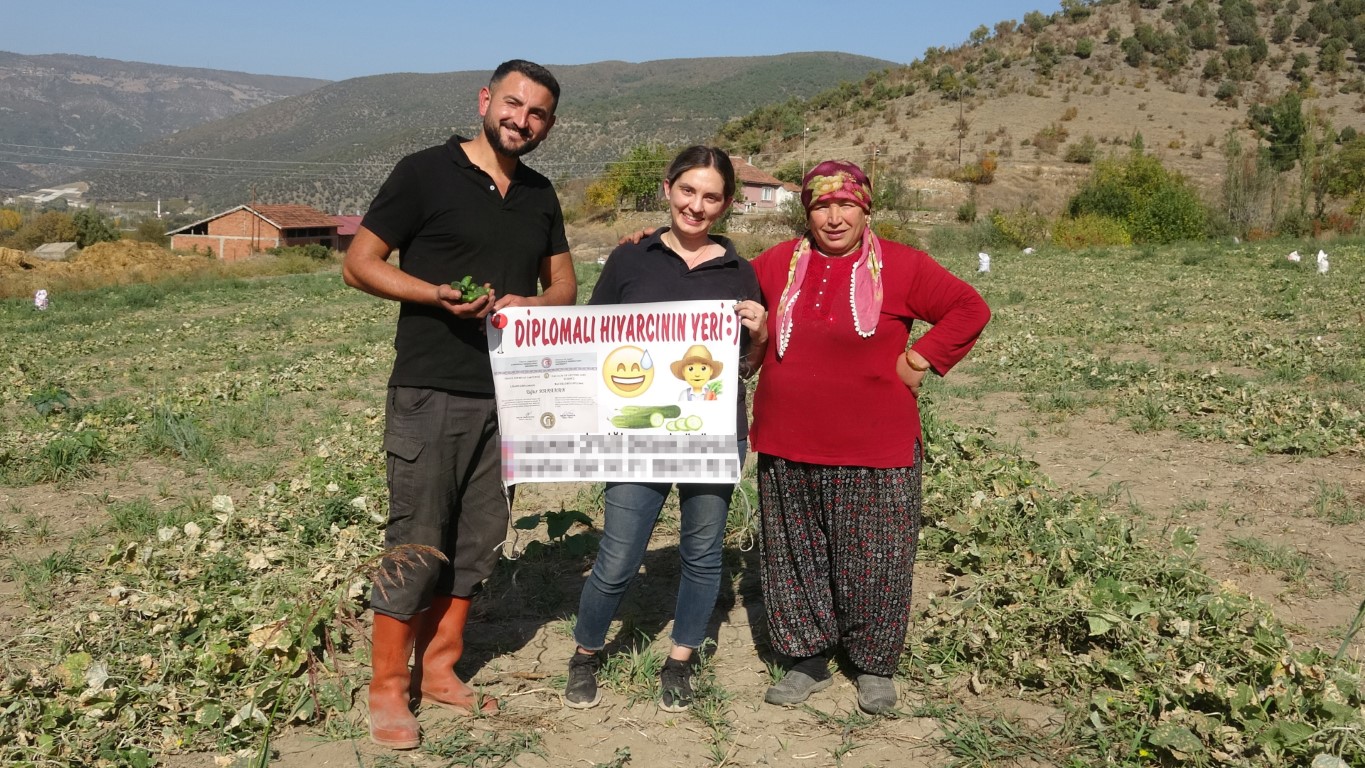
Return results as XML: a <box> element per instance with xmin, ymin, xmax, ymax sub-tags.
<box><xmin>957</xmin><ymin>80</ymin><xmax>964</xmax><ymax>166</ymax></box>
<box><xmin>802</xmin><ymin>122</ymin><xmax>809</xmax><ymax>177</ymax></box>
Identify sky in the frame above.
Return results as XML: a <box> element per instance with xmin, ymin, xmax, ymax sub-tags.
<box><xmin>3</xmin><ymin>1</ymin><xmax>1062</xmax><ymax>81</ymax></box>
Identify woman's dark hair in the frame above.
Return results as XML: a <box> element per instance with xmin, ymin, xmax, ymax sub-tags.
<box><xmin>665</xmin><ymin>146</ymin><xmax>736</xmax><ymax>200</ymax></box>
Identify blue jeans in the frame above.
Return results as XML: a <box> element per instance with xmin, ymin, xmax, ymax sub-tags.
<box><xmin>575</xmin><ymin>441</ymin><xmax>746</xmax><ymax>651</ymax></box>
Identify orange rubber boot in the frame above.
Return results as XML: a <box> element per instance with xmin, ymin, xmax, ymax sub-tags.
<box><xmin>368</xmin><ymin>614</ymin><xmax>420</xmax><ymax>748</ymax></box>
<box><xmin>413</xmin><ymin>595</ymin><xmax>498</xmax><ymax>714</ymax></box>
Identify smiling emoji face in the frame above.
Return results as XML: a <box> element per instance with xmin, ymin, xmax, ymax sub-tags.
<box><xmin>602</xmin><ymin>346</ymin><xmax>654</xmax><ymax>398</ymax></box>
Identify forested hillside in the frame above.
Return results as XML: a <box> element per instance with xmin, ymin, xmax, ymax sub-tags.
<box><xmin>77</xmin><ymin>53</ymin><xmax>891</xmax><ymax>212</ymax></box>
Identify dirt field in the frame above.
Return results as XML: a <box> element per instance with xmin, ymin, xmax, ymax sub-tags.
<box><xmin>2</xmin><ymin>239</ymin><xmax>1362</xmax><ymax>767</ymax></box>
<box><xmin>6</xmin><ymin>370</ymin><xmax>1361</xmax><ymax>768</ymax></box>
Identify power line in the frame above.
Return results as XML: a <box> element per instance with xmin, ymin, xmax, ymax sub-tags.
<box><xmin>0</xmin><ymin>142</ymin><xmax>361</xmax><ymax>167</ymax></box>
<box><xmin>0</xmin><ymin>140</ymin><xmax>897</xmax><ymax>191</ymax></box>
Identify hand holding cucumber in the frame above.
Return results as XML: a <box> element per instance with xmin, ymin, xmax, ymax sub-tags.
<box><xmin>451</xmin><ymin>275</ymin><xmax>491</xmax><ymax>303</ymax></box>
<box><xmin>434</xmin><ymin>275</ymin><xmax>495</xmax><ymax>319</ymax></box>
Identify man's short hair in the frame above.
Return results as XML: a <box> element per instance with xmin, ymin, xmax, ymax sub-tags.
<box><xmin>490</xmin><ymin>59</ymin><xmax>561</xmax><ymax>113</ymax></box>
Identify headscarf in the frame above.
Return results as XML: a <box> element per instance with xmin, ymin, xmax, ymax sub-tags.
<box><xmin>775</xmin><ymin>160</ymin><xmax>883</xmax><ymax>359</ymax></box>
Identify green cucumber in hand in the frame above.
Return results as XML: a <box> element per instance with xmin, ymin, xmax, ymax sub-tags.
<box><xmin>450</xmin><ymin>275</ymin><xmax>490</xmax><ymax>303</ymax></box>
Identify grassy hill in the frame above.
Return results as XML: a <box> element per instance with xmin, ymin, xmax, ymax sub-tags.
<box><xmin>78</xmin><ymin>53</ymin><xmax>892</xmax><ymax>213</ymax></box>
<box><xmin>715</xmin><ymin>0</ymin><xmax>1365</xmax><ymax>231</ymax></box>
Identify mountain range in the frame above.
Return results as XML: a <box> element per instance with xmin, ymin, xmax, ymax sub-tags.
<box><xmin>0</xmin><ymin>51</ymin><xmax>328</xmax><ymax>194</ymax></box>
<box><xmin>8</xmin><ymin>0</ymin><xmax>1364</xmax><ymax>227</ymax></box>
<box><xmin>1</xmin><ymin>52</ymin><xmax>892</xmax><ymax>213</ymax></box>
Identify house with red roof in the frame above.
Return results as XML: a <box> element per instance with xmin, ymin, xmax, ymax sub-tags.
<box><xmin>168</xmin><ymin>204</ymin><xmax>340</xmax><ymax>261</ymax></box>
<box><xmin>333</xmin><ymin>215</ymin><xmax>363</xmax><ymax>252</ymax></box>
<box><xmin>732</xmin><ymin>158</ymin><xmax>786</xmax><ymax>213</ymax></box>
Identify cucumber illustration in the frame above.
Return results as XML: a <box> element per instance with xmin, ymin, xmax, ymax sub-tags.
<box><xmin>610</xmin><ymin>404</ymin><xmax>683</xmax><ymax>429</ymax></box>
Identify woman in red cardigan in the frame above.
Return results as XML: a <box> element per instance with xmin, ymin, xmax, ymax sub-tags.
<box><xmin>750</xmin><ymin>160</ymin><xmax>989</xmax><ymax>714</ymax></box>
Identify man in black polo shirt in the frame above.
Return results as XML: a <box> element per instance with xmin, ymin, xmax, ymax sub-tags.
<box><xmin>342</xmin><ymin>58</ymin><xmax>576</xmax><ymax>749</ymax></box>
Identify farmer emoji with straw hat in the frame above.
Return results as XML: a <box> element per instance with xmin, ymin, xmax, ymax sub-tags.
<box><xmin>671</xmin><ymin>344</ymin><xmax>722</xmax><ymax>401</ymax></box>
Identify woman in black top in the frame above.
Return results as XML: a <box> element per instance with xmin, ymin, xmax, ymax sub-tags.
<box><xmin>564</xmin><ymin>146</ymin><xmax>767</xmax><ymax>713</ymax></box>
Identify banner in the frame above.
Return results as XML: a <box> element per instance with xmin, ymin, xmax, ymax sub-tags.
<box><xmin>488</xmin><ymin>300</ymin><xmax>742</xmax><ymax>484</ymax></box>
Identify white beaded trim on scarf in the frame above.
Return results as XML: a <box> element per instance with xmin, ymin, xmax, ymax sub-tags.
<box><xmin>850</xmin><ymin>267</ymin><xmax>873</xmax><ymax>338</ymax></box>
<box><xmin>777</xmin><ymin>287</ymin><xmax>799</xmax><ymax>357</ymax></box>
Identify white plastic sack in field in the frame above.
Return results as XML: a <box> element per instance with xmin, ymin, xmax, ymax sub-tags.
<box><xmin>978</xmin><ymin>253</ymin><xmax>991</xmax><ymax>272</ymax></box>
<box><xmin>1317</xmin><ymin>250</ymin><xmax>1329</xmax><ymax>274</ymax></box>
<box><xmin>1023</xmin><ymin>247</ymin><xmax>1035</xmax><ymax>254</ymax></box>
<box><xmin>34</xmin><ymin>289</ymin><xmax>48</xmax><ymax>310</ymax></box>
<box><xmin>1287</xmin><ymin>250</ymin><xmax>1300</xmax><ymax>262</ymax></box>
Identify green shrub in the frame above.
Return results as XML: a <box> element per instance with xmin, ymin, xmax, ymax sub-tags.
<box><xmin>955</xmin><ymin>154</ymin><xmax>997</xmax><ymax>184</ymax></box>
<box><xmin>1276</xmin><ymin>209</ymin><xmax>1312</xmax><ymax>237</ymax></box>
<box><xmin>956</xmin><ymin>200</ymin><xmax>977</xmax><ymax>223</ymax></box>
<box><xmin>1063</xmin><ymin>135</ymin><xmax>1100</xmax><ymax>164</ymax></box>
<box><xmin>1067</xmin><ymin>152</ymin><xmax>1209</xmax><ymax>244</ymax></box>
<box><xmin>132</xmin><ymin>218</ymin><xmax>169</xmax><ymax>246</ymax></box>
<box><xmin>1128</xmin><ymin>184</ymin><xmax>1207</xmax><ymax>244</ymax></box>
<box><xmin>777</xmin><ymin>196</ymin><xmax>807</xmax><ymax>235</ymax></box>
<box><xmin>1052</xmin><ymin>214</ymin><xmax>1132</xmax><ymax>248</ymax></box>
<box><xmin>1031</xmin><ymin>123</ymin><xmax>1069</xmax><ymax>155</ymax></box>
<box><xmin>989</xmin><ymin>207</ymin><xmax>1050</xmax><ymax>249</ymax></box>
<box><xmin>872</xmin><ymin>219</ymin><xmax>920</xmax><ymax>248</ymax></box>
<box><xmin>73</xmin><ymin>209</ymin><xmax>120</xmax><ymax>248</ymax></box>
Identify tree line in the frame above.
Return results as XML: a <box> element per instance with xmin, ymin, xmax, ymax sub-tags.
<box><xmin>0</xmin><ymin>204</ymin><xmax>169</xmax><ymax>252</ymax></box>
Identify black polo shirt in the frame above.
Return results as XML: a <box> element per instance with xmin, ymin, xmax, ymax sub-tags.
<box><xmin>362</xmin><ymin>136</ymin><xmax>569</xmax><ymax>393</ymax></box>
<box><xmin>590</xmin><ymin>228</ymin><xmax>762</xmax><ymax>440</ymax></box>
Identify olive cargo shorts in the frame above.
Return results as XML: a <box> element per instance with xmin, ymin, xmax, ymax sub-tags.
<box><xmin>371</xmin><ymin>386</ymin><xmax>510</xmax><ymax>619</ymax></box>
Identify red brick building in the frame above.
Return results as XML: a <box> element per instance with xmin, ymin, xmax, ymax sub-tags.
<box><xmin>168</xmin><ymin>204</ymin><xmax>339</xmax><ymax>261</ymax></box>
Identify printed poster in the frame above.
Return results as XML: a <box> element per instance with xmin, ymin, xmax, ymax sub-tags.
<box><xmin>488</xmin><ymin>300</ymin><xmax>742</xmax><ymax>484</ymax></box>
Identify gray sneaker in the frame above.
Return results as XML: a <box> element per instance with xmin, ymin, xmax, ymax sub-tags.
<box><xmin>564</xmin><ymin>652</ymin><xmax>601</xmax><ymax>709</ymax></box>
<box><xmin>855</xmin><ymin>673</ymin><xmax>898</xmax><ymax>714</ymax></box>
<box><xmin>764</xmin><ymin>670</ymin><xmax>833</xmax><ymax>705</ymax></box>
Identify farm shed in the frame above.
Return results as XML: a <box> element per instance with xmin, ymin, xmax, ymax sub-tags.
<box><xmin>168</xmin><ymin>204</ymin><xmax>339</xmax><ymax>262</ymax></box>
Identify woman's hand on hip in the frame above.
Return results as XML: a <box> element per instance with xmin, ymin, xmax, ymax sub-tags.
<box><xmin>896</xmin><ymin>353</ymin><xmax>928</xmax><ymax>397</ymax></box>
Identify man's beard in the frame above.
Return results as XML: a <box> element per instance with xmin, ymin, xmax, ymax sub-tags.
<box><xmin>483</xmin><ymin>116</ymin><xmax>542</xmax><ymax>158</ymax></box>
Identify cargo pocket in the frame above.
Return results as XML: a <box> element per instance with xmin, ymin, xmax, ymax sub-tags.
<box><xmin>383</xmin><ymin>433</ymin><xmax>425</xmax><ymax>518</ymax></box>
<box><xmin>384</xmin><ymin>433</ymin><xmax>424</xmax><ymax>463</ymax></box>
